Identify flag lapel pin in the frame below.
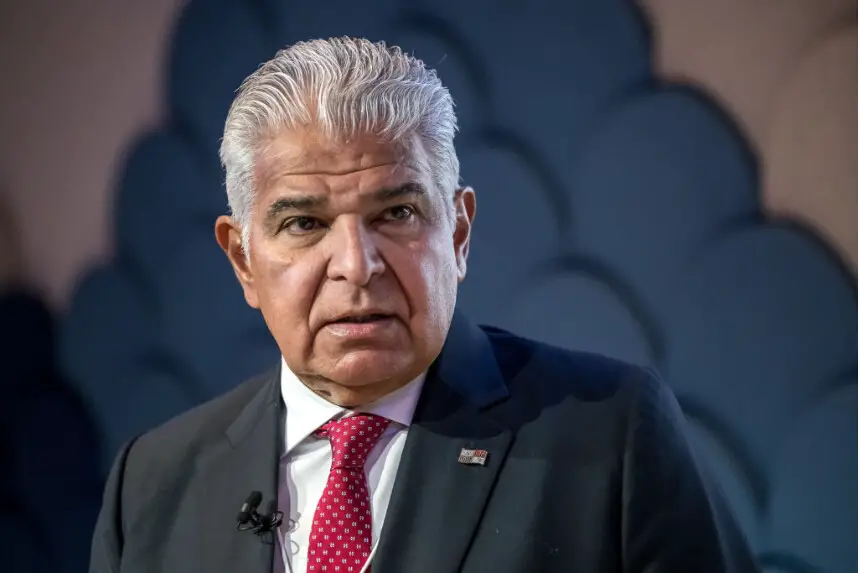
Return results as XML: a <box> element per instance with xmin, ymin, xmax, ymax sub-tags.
<box><xmin>458</xmin><ymin>448</ymin><xmax>489</xmax><ymax>466</ymax></box>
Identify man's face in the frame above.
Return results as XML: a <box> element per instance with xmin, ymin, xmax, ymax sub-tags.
<box><xmin>216</xmin><ymin>129</ymin><xmax>475</xmax><ymax>405</ymax></box>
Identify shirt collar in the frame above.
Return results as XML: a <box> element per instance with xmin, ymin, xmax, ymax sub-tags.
<box><xmin>280</xmin><ymin>356</ymin><xmax>426</xmax><ymax>456</ymax></box>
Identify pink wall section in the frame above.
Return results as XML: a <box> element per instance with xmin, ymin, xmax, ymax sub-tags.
<box><xmin>643</xmin><ymin>0</ymin><xmax>857</xmax><ymax>268</ymax></box>
<box><xmin>0</xmin><ymin>0</ymin><xmax>184</xmax><ymax>307</ymax></box>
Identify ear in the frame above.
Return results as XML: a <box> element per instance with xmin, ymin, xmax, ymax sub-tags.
<box><xmin>215</xmin><ymin>215</ymin><xmax>261</xmax><ymax>308</ymax></box>
<box><xmin>452</xmin><ymin>186</ymin><xmax>476</xmax><ymax>282</ymax></box>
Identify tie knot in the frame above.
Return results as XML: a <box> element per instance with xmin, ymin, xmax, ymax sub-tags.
<box><xmin>318</xmin><ymin>414</ymin><xmax>390</xmax><ymax>469</ymax></box>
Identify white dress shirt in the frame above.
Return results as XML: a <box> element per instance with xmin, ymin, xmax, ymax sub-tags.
<box><xmin>278</xmin><ymin>357</ymin><xmax>426</xmax><ymax>573</ymax></box>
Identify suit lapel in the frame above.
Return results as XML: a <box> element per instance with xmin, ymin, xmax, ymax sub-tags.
<box><xmin>198</xmin><ymin>368</ymin><xmax>282</xmax><ymax>573</ymax></box>
<box><xmin>373</xmin><ymin>311</ymin><xmax>513</xmax><ymax>573</ymax></box>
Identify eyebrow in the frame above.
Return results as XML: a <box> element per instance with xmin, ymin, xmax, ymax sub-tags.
<box><xmin>263</xmin><ymin>182</ymin><xmax>427</xmax><ymax>224</ymax></box>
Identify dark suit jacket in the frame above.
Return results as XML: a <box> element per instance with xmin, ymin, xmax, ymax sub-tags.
<box><xmin>89</xmin><ymin>311</ymin><xmax>759</xmax><ymax>572</ymax></box>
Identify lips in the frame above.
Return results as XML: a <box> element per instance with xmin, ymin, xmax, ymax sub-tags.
<box><xmin>320</xmin><ymin>311</ymin><xmax>397</xmax><ymax>338</ymax></box>
<box><xmin>332</xmin><ymin>313</ymin><xmax>390</xmax><ymax>324</ymax></box>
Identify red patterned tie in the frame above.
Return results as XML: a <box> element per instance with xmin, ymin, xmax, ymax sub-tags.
<box><xmin>307</xmin><ymin>414</ymin><xmax>390</xmax><ymax>573</ymax></box>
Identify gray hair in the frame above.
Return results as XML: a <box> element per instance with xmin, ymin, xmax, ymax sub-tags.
<box><xmin>219</xmin><ymin>37</ymin><xmax>461</xmax><ymax>249</ymax></box>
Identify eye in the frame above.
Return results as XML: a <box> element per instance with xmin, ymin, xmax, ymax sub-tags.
<box><xmin>382</xmin><ymin>205</ymin><xmax>416</xmax><ymax>222</ymax></box>
<box><xmin>282</xmin><ymin>216</ymin><xmax>324</xmax><ymax>234</ymax></box>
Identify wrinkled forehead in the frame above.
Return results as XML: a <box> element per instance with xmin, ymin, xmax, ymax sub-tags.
<box><xmin>253</xmin><ymin>128</ymin><xmax>430</xmax><ymax>189</ymax></box>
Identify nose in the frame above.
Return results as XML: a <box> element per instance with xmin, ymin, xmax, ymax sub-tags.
<box><xmin>326</xmin><ymin>217</ymin><xmax>385</xmax><ymax>286</ymax></box>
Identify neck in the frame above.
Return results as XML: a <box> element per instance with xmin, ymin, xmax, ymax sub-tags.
<box><xmin>298</xmin><ymin>373</ymin><xmax>414</xmax><ymax>408</ymax></box>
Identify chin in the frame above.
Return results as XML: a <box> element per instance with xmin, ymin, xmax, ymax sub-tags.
<box><xmin>328</xmin><ymin>348</ymin><xmax>420</xmax><ymax>388</ymax></box>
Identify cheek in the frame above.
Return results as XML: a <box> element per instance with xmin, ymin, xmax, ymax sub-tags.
<box><xmin>398</xmin><ymin>239</ymin><xmax>459</xmax><ymax>319</ymax></box>
<box><xmin>252</xmin><ymin>253</ymin><xmax>318</xmax><ymax>324</ymax></box>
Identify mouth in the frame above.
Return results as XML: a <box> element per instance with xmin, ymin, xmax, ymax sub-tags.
<box><xmin>322</xmin><ymin>312</ymin><xmax>397</xmax><ymax>338</ymax></box>
<box><xmin>328</xmin><ymin>313</ymin><xmax>392</xmax><ymax>325</ymax></box>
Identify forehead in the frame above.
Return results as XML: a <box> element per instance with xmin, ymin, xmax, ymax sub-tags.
<box><xmin>254</xmin><ymin>129</ymin><xmax>429</xmax><ymax>194</ymax></box>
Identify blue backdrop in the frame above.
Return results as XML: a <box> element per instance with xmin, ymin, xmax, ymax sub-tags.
<box><xmin>1</xmin><ymin>1</ymin><xmax>856</xmax><ymax>572</ymax></box>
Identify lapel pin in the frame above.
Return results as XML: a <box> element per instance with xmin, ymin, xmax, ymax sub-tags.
<box><xmin>458</xmin><ymin>448</ymin><xmax>489</xmax><ymax>466</ymax></box>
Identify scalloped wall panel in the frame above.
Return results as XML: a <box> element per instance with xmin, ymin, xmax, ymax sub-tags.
<box><xmin>0</xmin><ymin>2</ymin><xmax>854</xmax><ymax>572</ymax></box>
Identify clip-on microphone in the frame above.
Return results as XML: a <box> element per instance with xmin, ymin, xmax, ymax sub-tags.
<box><xmin>236</xmin><ymin>490</ymin><xmax>283</xmax><ymax>536</ymax></box>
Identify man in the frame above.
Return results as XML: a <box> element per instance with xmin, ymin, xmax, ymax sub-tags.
<box><xmin>90</xmin><ymin>37</ymin><xmax>759</xmax><ymax>573</ymax></box>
